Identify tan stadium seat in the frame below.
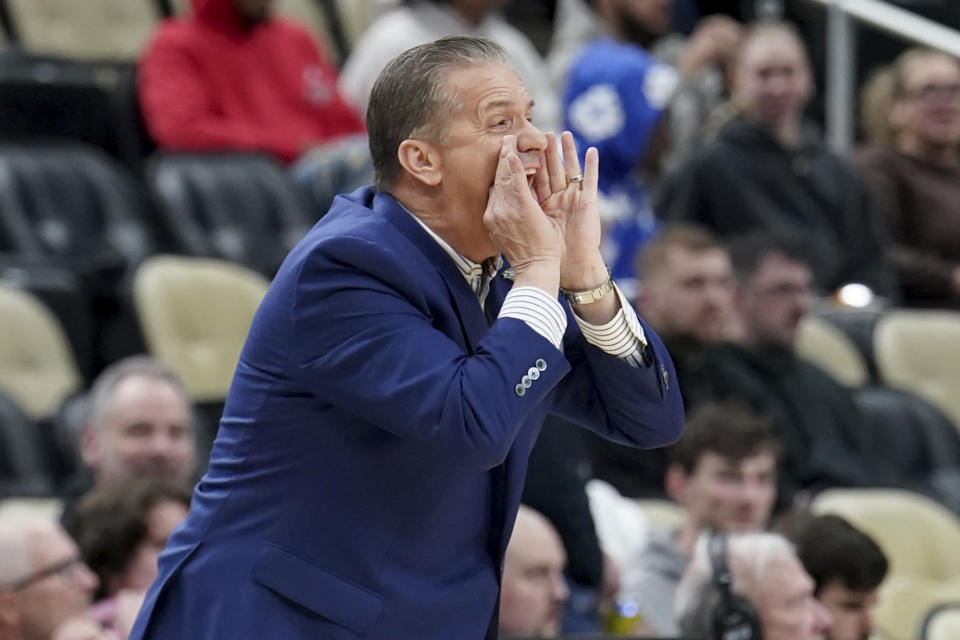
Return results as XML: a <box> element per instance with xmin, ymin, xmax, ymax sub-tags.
<box><xmin>133</xmin><ymin>256</ymin><xmax>269</xmax><ymax>403</ymax></box>
<box><xmin>874</xmin><ymin>309</ymin><xmax>960</xmax><ymax>430</ymax></box>
<box><xmin>873</xmin><ymin>576</ymin><xmax>960</xmax><ymax>640</ymax></box>
<box><xmin>0</xmin><ymin>284</ymin><xmax>82</xmax><ymax>420</ymax></box>
<box><xmin>6</xmin><ymin>0</ymin><xmax>160</xmax><ymax>61</ymax></box>
<box><xmin>635</xmin><ymin>498</ymin><xmax>684</xmax><ymax>531</ymax></box>
<box><xmin>812</xmin><ymin>489</ymin><xmax>960</xmax><ymax>582</ymax></box>
<box><xmin>921</xmin><ymin>602</ymin><xmax>960</xmax><ymax>640</ymax></box>
<box><xmin>795</xmin><ymin>314</ymin><xmax>869</xmax><ymax>388</ymax></box>
<box><xmin>0</xmin><ymin>497</ymin><xmax>64</xmax><ymax>522</ymax></box>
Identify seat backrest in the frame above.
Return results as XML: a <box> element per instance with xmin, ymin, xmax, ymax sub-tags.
<box><xmin>133</xmin><ymin>255</ymin><xmax>269</xmax><ymax>402</ymax></box>
<box><xmin>812</xmin><ymin>488</ymin><xmax>960</xmax><ymax>582</ymax></box>
<box><xmin>5</xmin><ymin>0</ymin><xmax>160</xmax><ymax>61</ymax></box>
<box><xmin>0</xmin><ymin>391</ymin><xmax>54</xmax><ymax>497</ymax></box>
<box><xmin>874</xmin><ymin>310</ymin><xmax>960</xmax><ymax>430</ymax></box>
<box><xmin>921</xmin><ymin>603</ymin><xmax>960</xmax><ymax>640</ymax></box>
<box><xmin>0</xmin><ymin>143</ymin><xmax>156</xmax><ymax>271</ymax></box>
<box><xmin>853</xmin><ymin>387</ymin><xmax>960</xmax><ymax>479</ymax></box>
<box><xmin>147</xmin><ymin>153</ymin><xmax>314</xmax><ymax>276</ymax></box>
<box><xmin>795</xmin><ymin>314</ymin><xmax>869</xmax><ymax>388</ymax></box>
<box><xmin>0</xmin><ymin>284</ymin><xmax>81</xmax><ymax>420</ymax></box>
<box><xmin>873</xmin><ymin>576</ymin><xmax>960</xmax><ymax>640</ymax></box>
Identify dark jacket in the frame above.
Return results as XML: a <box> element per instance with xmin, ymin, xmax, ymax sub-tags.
<box><xmin>657</xmin><ymin>117</ymin><xmax>896</xmax><ymax>297</ymax></box>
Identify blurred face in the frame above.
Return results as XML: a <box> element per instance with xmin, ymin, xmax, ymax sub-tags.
<box><xmin>15</xmin><ymin>526</ymin><xmax>99</xmax><ymax>639</ymax></box>
<box><xmin>737</xmin><ymin>253</ymin><xmax>812</xmax><ymax>347</ymax></box>
<box><xmin>233</xmin><ymin>0</ymin><xmax>274</xmax><ymax>23</ymax></box>
<box><xmin>499</xmin><ymin>515</ymin><xmax>569</xmax><ymax>637</ymax></box>
<box><xmin>755</xmin><ymin>555</ymin><xmax>833</xmax><ymax>640</ymax></box>
<box><xmin>112</xmin><ymin>500</ymin><xmax>189</xmax><ymax>596</ymax></box>
<box><xmin>734</xmin><ymin>31</ymin><xmax>812</xmax><ymax>129</ymax></box>
<box><xmin>84</xmin><ymin>375</ymin><xmax>196</xmax><ymax>487</ymax></box>
<box><xmin>818</xmin><ymin>581</ymin><xmax>878</xmax><ymax>640</ymax></box>
<box><xmin>639</xmin><ymin>246</ymin><xmax>736</xmax><ymax>342</ymax></box>
<box><xmin>673</xmin><ymin>451</ymin><xmax>777</xmax><ymax>533</ymax></box>
<box><xmin>433</xmin><ymin>63</ymin><xmax>547</xmax><ymax>261</ymax></box>
<box><xmin>895</xmin><ymin>53</ymin><xmax>960</xmax><ymax>149</ymax></box>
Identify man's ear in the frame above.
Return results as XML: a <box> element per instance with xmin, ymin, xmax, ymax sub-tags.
<box><xmin>80</xmin><ymin>426</ymin><xmax>99</xmax><ymax>468</ymax></box>
<box><xmin>665</xmin><ymin>463</ymin><xmax>690</xmax><ymax>504</ymax></box>
<box><xmin>397</xmin><ymin>139</ymin><xmax>442</xmax><ymax>187</ymax></box>
<box><xmin>0</xmin><ymin>589</ymin><xmax>21</xmax><ymax>627</ymax></box>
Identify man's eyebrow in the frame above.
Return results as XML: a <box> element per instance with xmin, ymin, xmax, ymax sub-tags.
<box><xmin>479</xmin><ymin>97</ymin><xmax>536</xmax><ymax>113</ymax></box>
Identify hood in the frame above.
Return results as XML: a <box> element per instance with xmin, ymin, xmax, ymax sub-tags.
<box><xmin>191</xmin><ymin>0</ymin><xmax>246</xmax><ymax>32</ymax></box>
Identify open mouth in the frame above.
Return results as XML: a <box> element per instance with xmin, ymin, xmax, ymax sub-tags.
<box><xmin>525</xmin><ymin>167</ymin><xmax>538</xmax><ymax>202</ymax></box>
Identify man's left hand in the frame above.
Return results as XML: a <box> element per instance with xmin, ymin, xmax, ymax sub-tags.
<box><xmin>533</xmin><ymin>131</ymin><xmax>607</xmax><ymax>290</ymax></box>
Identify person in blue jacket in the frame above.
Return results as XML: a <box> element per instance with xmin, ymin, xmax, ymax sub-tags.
<box><xmin>130</xmin><ymin>36</ymin><xmax>683</xmax><ymax>640</ymax></box>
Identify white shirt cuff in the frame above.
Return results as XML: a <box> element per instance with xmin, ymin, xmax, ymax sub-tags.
<box><xmin>575</xmin><ymin>284</ymin><xmax>649</xmax><ymax>366</ymax></box>
<box><xmin>499</xmin><ymin>286</ymin><xmax>567</xmax><ymax>350</ymax></box>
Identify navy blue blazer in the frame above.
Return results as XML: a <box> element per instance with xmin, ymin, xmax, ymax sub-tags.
<box><xmin>130</xmin><ymin>188</ymin><xmax>683</xmax><ymax>639</ymax></box>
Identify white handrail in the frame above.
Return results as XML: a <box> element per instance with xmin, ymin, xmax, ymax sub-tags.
<box><xmin>798</xmin><ymin>0</ymin><xmax>960</xmax><ymax>152</ymax></box>
<box><xmin>804</xmin><ymin>0</ymin><xmax>960</xmax><ymax>57</ymax></box>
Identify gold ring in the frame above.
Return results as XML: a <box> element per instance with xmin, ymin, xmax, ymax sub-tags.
<box><xmin>566</xmin><ymin>174</ymin><xmax>584</xmax><ymax>184</ymax></box>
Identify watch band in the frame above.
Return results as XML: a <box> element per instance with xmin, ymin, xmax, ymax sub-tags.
<box><xmin>561</xmin><ymin>270</ymin><xmax>614</xmax><ymax>305</ymax></box>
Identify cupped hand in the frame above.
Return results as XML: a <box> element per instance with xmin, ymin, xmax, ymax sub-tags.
<box><xmin>532</xmin><ymin>131</ymin><xmax>604</xmax><ymax>289</ymax></box>
<box><xmin>484</xmin><ymin>135</ymin><xmax>563</xmax><ymax>289</ymax></box>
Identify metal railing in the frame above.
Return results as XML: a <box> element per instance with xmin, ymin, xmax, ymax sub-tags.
<box><xmin>799</xmin><ymin>0</ymin><xmax>960</xmax><ymax>152</ymax></box>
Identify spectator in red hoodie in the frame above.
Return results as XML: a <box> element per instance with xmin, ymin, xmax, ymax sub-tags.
<box><xmin>139</xmin><ymin>0</ymin><xmax>371</xmax><ymax>209</ymax></box>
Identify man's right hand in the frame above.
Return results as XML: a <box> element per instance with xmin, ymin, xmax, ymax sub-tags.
<box><xmin>484</xmin><ymin>135</ymin><xmax>562</xmax><ymax>295</ymax></box>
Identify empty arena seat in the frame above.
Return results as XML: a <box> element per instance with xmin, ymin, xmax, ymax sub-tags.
<box><xmin>0</xmin><ymin>142</ymin><xmax>156</xmax><ymax>272</ymax></box>
<box><xmin>147</xmin><ymin>153</ymin><xmax>314</xmax><ymax>276</ymax></box>
<box><xmin>133</xmin><ymin>255</ymin><xmax>269</xmax><ymax>404</ymax></box>
<box><xmin>874</xmin><ymin>309</ymin><xmax>960</xmax><ymax>430</ymax></box>
<box><xmin>0</xmin><ymin>283</ymin><xmax>82</xmax><ymax>421</ymax></box>
<box><xmin>853</xmin><ymin>386</ymin><xmax>960</xmax><ymax>513</ymax></box>
<box><xmin>921</xmin><ymin>602</ymin><xmax>960</xmax><ymax>640</ymax></box>
<box><xmin>0</xmin><ymin>390</ymin><xmax>54</xmax><ymax>498</ymax></box>
<box><xmin>4</xmin><ymin>0</ymin><xmax>160</xmax><ymax>61</ymax></box>
<box><xmin>795</xmin><ymin>314</ymin><xmax>869</xmax><ymax>388</ymax></box>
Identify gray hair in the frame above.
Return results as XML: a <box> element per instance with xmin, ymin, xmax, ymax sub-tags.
<box><xmin>0</xmin><ymin>516</ymin><xmax>49</xmax><ymax>586</ymax></box>
<box><xmin>366</xmin><ymin>36</ymin><xmax>508</xmax><ymax>192</ymax></box>
<box><xmin>675</xmin><ymin>532</ymin><xmax>796</xmax><ymax>639</ymax></box>
<box><xmin>86</xmin><ymin>355</ymin><xmax>192</xmax><ymax>431</ymax></box>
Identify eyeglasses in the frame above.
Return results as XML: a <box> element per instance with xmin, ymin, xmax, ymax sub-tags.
<box><xmin>903</xmin><ymin>83</ymin><xmax>960</xmax><ymax>103</ymax></box>
<box><xmin>5</xmin><ymin>556</ymin><xmax>86</xmax><ymax>591</ymax></box>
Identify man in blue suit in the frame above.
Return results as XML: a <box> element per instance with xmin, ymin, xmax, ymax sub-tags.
<box><xmin>130</xmin><ymin>36</ymin><xmax>683</xmax><ymax>639</ymax></box>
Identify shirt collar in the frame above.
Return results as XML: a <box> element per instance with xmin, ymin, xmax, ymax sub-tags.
<box><xmin>402</xmin><ymin>206</ymin><xmax>502</xmax><ymax>296</ymax></box>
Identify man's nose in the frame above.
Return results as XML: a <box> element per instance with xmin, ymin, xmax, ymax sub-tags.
<box><xmin>516</xmin><ymin>118</ymin><xmax>547</xmax><ymax>154</ymax></box>
<box><xmin>551</xmin><ymin>572</ymin><xmax>569</xmax><ymax>603</ymax></box>
<box><xmin>76</xmin><ymin>563</ymin><xmax>99</xmax><ymax>594</ymax></box>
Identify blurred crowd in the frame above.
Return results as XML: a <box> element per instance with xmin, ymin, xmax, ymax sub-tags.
<box><xmin>2</xmin><ymin>0</ymin><xmax>960</xmax><ymax>638</ymax></box>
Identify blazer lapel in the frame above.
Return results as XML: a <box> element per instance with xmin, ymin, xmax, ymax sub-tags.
<box><xmin>376</xmin><ymin>193</ymin><xmax>489</xmax><ymax>351</ymax></box>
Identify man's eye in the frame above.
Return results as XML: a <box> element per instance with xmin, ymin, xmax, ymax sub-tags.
<box><xmin>491</xmin><ymin>118</ymin><xmax>511</xmax><ymax>129</ymax></box>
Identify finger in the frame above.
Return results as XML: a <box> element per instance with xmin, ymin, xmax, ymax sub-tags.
<box><xmin>561</xmin><ymin>131</ymin><xmax>582</xmax><ymax>183</ymax></box>
<box><xmin>545</xmin><ymin>132</ymin><xmax>565</xmax><ymax>193</ymax></box>
<box><xmin>495</xmin><ymin>135</ymin><xmax>517</xmax><ymax>185</ymax></box>
<box><xmin>534</xmin><ymin>149</ymin><xmax>551</xmax><ymax>203</ymax></box>
<box><xmin>583</xmin><ymin>146</ymin><xmax>599</xmax><ymax>198</ymax></box>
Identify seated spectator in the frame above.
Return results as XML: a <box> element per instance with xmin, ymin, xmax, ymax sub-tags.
<box><xmin>784</xmin><ymin>514</ymin><xmax>889</xmax><ymax>640</ymax></box>
<box><xmin>0</xmin><ymin>516</ymin><xmax>105</xmax><ymax>640</ymax></box>
<box><xmin>675</xmin><ymin>531</ymin><xmax>832</xmax><ymax>640</ymax></box>
<box><xmin>339</xmin><ymin>0</ymin><xmax>560</xmax><ymax>132</ymax></box>
<box><xmin>562</xmin><ymin>2</ymin><xmax>742</xmax><ymax>289</ymax></box>
<box><xmin>691</xmin><ymin>233</ymin><xmax>895</xmax><ymax>504</ymax></box>
<box><xmin>499</xmin><ymin>505</ymin><xmax>570</xmax><ymax>639</ymax></box>
<box><xmin>854</xmin><ymin>48</ymin><xmax>960</xmax><ymax>307</ymax></box>
<box><xmin>618</xmin><ymin>401</ymin><xmax>780</xmax><ymax>636</ymax></box>
<box><xmin>63</xmin><ymin>357</ymin><xmax>196</xmax><ymax>523</ymax></box>
<box><xmin>139</xmin><ymin>0</ymin><xmax>370</xmax><ymax>210</ymax></box>
<box><xmin>523</xmin><ymin>416</ymin><xmax>618</xmax><ymax>633</ymax></box>
<box><xmin>587</xmin><ymin>225</ymin><xmax>738</xmax><ymax>497</ymax></box>
<box><xmin>67</xmin><ymin>479</ymin><xmax>191</xmax><ymax>634</ymax></box>
<box><xmin>657</xmin><ymin>21</ymin><xmax>895</xmax><ymax>299</ymax></box>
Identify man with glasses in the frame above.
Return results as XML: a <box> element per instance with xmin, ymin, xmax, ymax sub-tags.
<box><xmin>687</xmin><ymin>233</ymin><xmax>888</xmax><ymax>507</ymax></box>
<box><xmin>0</xmin><ymin>516</ymin><xmax>101</xmax><ymax>639</ymax></box>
